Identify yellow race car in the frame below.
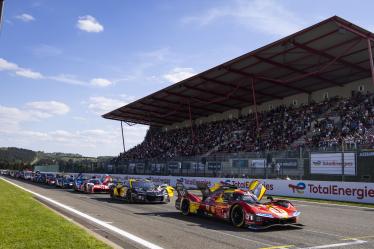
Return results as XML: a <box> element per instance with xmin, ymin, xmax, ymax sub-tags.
<box><xmin>110</xmin><ymin>178</ymin><xmax>174</xmax><ymax>203</ymax></box>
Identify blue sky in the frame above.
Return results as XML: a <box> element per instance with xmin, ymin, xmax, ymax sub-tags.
<box><xmin>1</xmin><ymin>0</ymin><xmax>374</xmax><ymax>156</ymax></box>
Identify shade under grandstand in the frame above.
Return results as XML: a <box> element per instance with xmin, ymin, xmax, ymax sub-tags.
<box><xmin>103</xmin><ymin>16</ymin><xmax>374</xmax><ymax>127</ymax></box>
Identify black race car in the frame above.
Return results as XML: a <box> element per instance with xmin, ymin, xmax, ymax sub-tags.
<box><xmin>110</xmin><ymin>179</ymin><xmax>173</xmax><ymax>203</ymax></box>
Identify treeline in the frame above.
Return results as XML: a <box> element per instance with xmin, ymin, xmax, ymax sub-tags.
<box><xmin>0</xmin><ymin>147</ymin><xmax>37</xmax><ymax>170</ymax></box>
<box><xmin>0</xmin><ymin>147</ymin><xmax>115</xmax><ymax>172</ymax></box>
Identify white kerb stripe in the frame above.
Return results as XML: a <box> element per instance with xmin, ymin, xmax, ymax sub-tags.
<box><xmin>1</xmin><ymin>177</ymin><xmax>164</xmax><ymax>249</ymax></box>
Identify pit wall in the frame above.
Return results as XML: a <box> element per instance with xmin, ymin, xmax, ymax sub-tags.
<box><xmin>72</xmin><ymin>173</ymin><xmax>374</xmax><ymax>204</ymax></box>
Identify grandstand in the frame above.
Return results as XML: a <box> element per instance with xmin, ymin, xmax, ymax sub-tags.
<box><xmin>103</xmin><ymin>16</ymin><xmax>374</xmax><ymax>182</ymax></box>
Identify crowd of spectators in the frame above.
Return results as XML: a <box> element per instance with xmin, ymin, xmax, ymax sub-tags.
<box><xmin>121</xmin><ymin>92</ymin><xmax>374</xmax><ymax>160</ymax></box>
<box><xmin>305</xmin><ymin>91</ymin><xmax>374</xmax><ymax>150</ymax></box>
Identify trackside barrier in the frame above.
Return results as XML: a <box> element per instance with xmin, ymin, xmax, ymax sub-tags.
<box><xmin>105</xmin><ymin>174</ymin><xmax>374</xmax><ymax>204</ymax></box>
<box><xmin>3</xmin><ymin>171</ymin><xmax>373</xmax><ymax>204</ymax></box>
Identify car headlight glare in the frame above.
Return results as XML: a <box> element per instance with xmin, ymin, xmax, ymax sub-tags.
<box><xmin>256</xmin><ymin>213</ymin><xmax>273</xmax><ymax>218</ymax></box>
<box><xmin>293</xmin><ymin>211</ymin><xmax>301</xmax><ymax>217</ymax></box>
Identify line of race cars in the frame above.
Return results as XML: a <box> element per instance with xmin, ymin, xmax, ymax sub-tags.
<box><xmin>1</xmin><ymin>169</ymin><xmax>301</xmax><ymax>230</ymax></box>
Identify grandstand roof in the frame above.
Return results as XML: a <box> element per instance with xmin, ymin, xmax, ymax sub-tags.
<box><xmin>103</xmin><ymin>16</ymin><xmax>374</xmax><ymax>127</ymax></box>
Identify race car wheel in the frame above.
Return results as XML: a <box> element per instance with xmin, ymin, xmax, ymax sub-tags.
<box><xmin>181</xmin><ymin>199</ymin><xmax>190</xmax><ymax>216</ymax></box>
<box><xmin>109</xmin><ymin>189</ymin><xmax>114</xmax><ymax>198</ymax></box>
<box><xmin>126</xmin><ymin>190</ymin><xmax>133</xmax><ymax>203</ymax></box>
<box><xmin>230</xmin><ymin>205</ymin><xmax>245</xmax><ymax>228</ymax></box>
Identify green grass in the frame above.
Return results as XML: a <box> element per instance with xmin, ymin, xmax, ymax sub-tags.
<box><xmin>269</xmin><ymin>195</ymin><xmax>374</xmax><ymax>208</ymax></box>
<box><xmin>0</xmin><ymin>180</ymin><xmax>112</xmax><ymax>249</ymax></box>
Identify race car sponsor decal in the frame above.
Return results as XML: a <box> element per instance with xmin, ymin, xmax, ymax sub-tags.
<box><xmin>268</xmin><ymin>206</ymin><xmax>288</xmax><ymax>218</ymax></box>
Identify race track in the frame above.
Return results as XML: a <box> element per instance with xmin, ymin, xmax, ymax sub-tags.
<box><xmin>3</xmin><ymin>177</ymin><xmax>374</xmax><ymax>249</ymax></box>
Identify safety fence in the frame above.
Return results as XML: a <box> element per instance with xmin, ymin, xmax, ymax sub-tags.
<box><xmin>115</xmin><ymin>148</ymin><xmax>374</xmax><ymax>182</ymax></box>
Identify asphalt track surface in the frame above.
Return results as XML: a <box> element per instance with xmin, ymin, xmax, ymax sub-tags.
<box><xmin>3</xmin><ymin>177</ymin><xmax>374</xmax><ymax>249</ymax></box>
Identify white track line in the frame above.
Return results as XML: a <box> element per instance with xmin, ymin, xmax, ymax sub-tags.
<box><xmin>290</xmin><ymin>199</ymin><xmax>374</xmax><ymax>210</ymax></box>
<box><xmin>1</xmin><ymin>177</ymin><xmax>164</xmax><ymax>249</ymax></box>
<box><xmin>296</xmin><ymin>239</ymin><xmax>366</xmax><ymax>249</ymax></box>
<box><xmin>300</xmin><ymin>228</ymin><xmax>345</xmax><ymax>238</ymax></box>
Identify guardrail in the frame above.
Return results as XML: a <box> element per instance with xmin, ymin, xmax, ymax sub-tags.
<box><xmin>2</xmin><ymin>170</ymin><xmax>373</xmax><ymax>204</ymax></box>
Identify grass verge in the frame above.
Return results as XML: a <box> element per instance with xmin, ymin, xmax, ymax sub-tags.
<box><xmin>269</xmin><ymin>195</ymin><xmax>374</xmax><ymax>208</ymax></box>
<box><xmin>0</xmin><ymin>179</ymin><xmax>112</xmax><ymax>249</ymax></box>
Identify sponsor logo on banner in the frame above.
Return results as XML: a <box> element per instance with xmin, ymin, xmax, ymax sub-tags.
<box><xmin>310</xmin><ymin>153</ymin><xmax>356</xmax><ymax>175</ymax></box>
<box><xmin>275</xmin><ymin>158</ymin><xmax>298</xmax><ymax>169</ymax></box>
<box><xmin>288</xmin><ymin>182</ymin><xmax>306</xmax><ymax>194</ymax></box>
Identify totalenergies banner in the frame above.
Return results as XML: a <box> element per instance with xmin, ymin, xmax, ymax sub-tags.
<box><xmin>104</xmin><ymin>174</ymin><xmax>373</xmax><ymax>204</ymax></box>
<box><xmin>310</xmin><ymin>153</ymin><xmax>356</xmax><ymax>175</ymax></box>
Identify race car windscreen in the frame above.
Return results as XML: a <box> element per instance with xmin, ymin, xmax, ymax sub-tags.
<box><xmin>88</xmin><ymin>179</ymin><xmax>102</xmax><ymax>185</ymax></box>
<box><xmin>132</xmin><ymin>181</ymin><xmax>155</xmax><ymax>190</ymax></box>
<box><xmin>233</xmin><ymin>192</ymin><xmax>258</xmax><ymax>204</ymax></box>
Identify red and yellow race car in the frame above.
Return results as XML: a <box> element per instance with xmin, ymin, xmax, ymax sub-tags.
<box><xmin>175</xmin><ymin>180</ymin><xmax>301</xmax><ymax>230</ymax></box>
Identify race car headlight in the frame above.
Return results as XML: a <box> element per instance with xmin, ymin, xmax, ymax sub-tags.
<box><xmin>245</xmin><ymin>214</ymin><xmax>254</xmax><ymax>221</ymax></box>
<box><xmin>293</xmin><ymin>211</ymin><xmax>301</xmax><ymax>217</ymax></box>
<box><xmin>256</xmin><ymin>213</ymin><xmax>274</xmax><ymax>218</ymax></box>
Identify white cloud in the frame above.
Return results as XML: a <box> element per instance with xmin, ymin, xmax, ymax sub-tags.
<box><xmin>76</xmin><ymin>15</ymin><xmax>104</xmax><ymax>33</ymax></box>
<box><xmin>0</xmin><ymin>124</ymin><xmax>148</xmax><ymax>156</ymax></box>
<box><xmin>15</xmin><ymin>69</ymin><xmax>43</xmax><ymax>79</ymax></box>
<box><xmin>0</xmin><ymin>58</ymin><xmax>112</xmax><ymax>87</ymax></box>
<box><xmin>182</xmin><ymin>0</ymin><xmax>304</xmax><ymax>36</ymax></box>
<box><xmin>163</xmin><ymin>67</ymin><xmax>196</xmax><ymax>83</ymax></box>
<box><xmin>26</xmin><ymin>101</ymin><xmax>70</xmax><ymax>116</ymax></box>
<box><xmin>0</xmin><ymin>58</ymin><xmax>19</xmax><ymax>71</ymax></box>
<box><xmin>88</xmin><ymin>96</ymin><xmax>127</xmax><ymax>115</ymax></box>
<box><xmin>0</xmin><ymin>58</ymin><xmax>44</xmax><ymax>79</ymax></box>
<box><xmin>48</xmin><ymin>74</ymin><xmax>86</xmax><ymax>85</ymax></box>
<box><xmin>0</xmin><ymin>101</ymin><xmax>69</xmax><ymax>131</ymax></box>
<box><xmin>15</xmin><ymin>13</ymin><xmax>35</xmax><ymax>22</ymax></box>
<box><xmin>90</xmin><ymin>78</ymin><xmax>112</xmax><ymax>87</ymax></box>
<box><xmin>0</xmin><ymin>105</ymin><xmax>29</xmax><ymax>131</ymax></box>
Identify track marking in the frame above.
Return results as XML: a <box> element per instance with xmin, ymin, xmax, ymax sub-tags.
<box><xmin>342</xmin><ymin>235</ymin><xmax>374</xmax><ymax>240</ymax></box>
<box><xmin>300</xmin><ymin>228</ymin><xmax>344</xmax><ymax>238</ymax></box>
<box><xmin>212</xmin><ymin>230</ymin><xmax>275</xmax><ymax>247</ymax></box>
<box><xmin>296</xmin><ymin>239</ymin><xmax>366</xmax><ymax>249</ymax></box>
<box><xmin>289</xmin><ymin>199</ymin><xmax>374</xmax><ymax>210</ymax></box>
<box><xmin>1</xmin><ymin>177</ymin><xmax>164</xmax><ymax>249</ymax></box>
<box><xmin>258</xmin><ymin>245</ymin><xmax>294</xmax><ymax>249</ymax></box>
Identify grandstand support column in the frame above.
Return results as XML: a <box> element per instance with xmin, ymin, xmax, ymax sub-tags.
<box><xmin>120</xmin><ymin>121</ymin><xmax>126</xmax><ymax>153</ymax></box>
<box><xmin>368</xmin><ymin>39</ymin><xmax>374</xmax><ymax>87</ymax></box>
<box><xmin>188</xmin><ymin>101</ymin><xmax>195</xmax><ymax>144</ymax></box>
<box><xmin>251</xmin><ymin>78</ymin><xmax>259</xmax><ymax>132</ymax></box>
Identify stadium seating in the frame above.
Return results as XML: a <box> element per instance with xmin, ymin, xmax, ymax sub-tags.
<box><xmin>121</xmin><ymin>92</ymin><xmax>374</xmax><ymax>160</ymax></box>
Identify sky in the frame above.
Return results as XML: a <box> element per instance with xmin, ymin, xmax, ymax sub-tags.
<box><xmin>1</xmin><ymin>0</ymin><xmax>374</xmax><ymax>157</ymax></box>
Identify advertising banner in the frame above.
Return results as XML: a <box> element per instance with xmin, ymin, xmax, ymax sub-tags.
<box><xmin>64</xmin><ymin>172</ymin><xmax>374</xmax><ymax>204</ymax></box>
<box><xmin>207</xmin><ymin>162</ymin><xmax>221</xmax><ymax>170</ymax></box>
<box><xmin>275</xmin><ymin>158</ymin><xmax>298</xmax><ymax>169</ymax></box>
<box><xmin>250</xmin><ymin>159</ymin><xmax>266</xmax><ymax>168</ymax></box>
<box><xmin>310</xmin><ymin>153</ymin><xmax>356</xmax><ymax>175</ymax></box>
<box><xmin>232</xmin><ymin>159</ymin><xmax>248</xmax><ymax>168</ymax></box>
<box><xmin>167</xmin><ymin>162</ymin><xmax>181</xmax><ymax>170</ymax></box>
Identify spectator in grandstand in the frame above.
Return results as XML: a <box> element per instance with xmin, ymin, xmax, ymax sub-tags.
<box><xmin>120</xmin><ymin>92</ymin><xmax>374</xmax><ymax>161</ymax></box>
